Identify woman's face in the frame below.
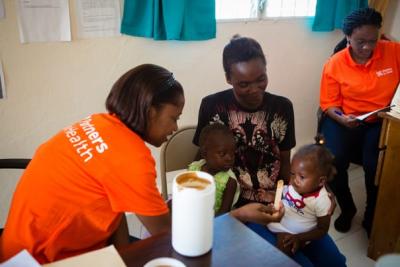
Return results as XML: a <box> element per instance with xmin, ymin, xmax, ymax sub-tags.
<box><xmin>146</xmin><ymin>94</ymin><xmax>185</xmax><ymax>147</ymax></box>
<box><xmin>348</xmin><ymin>24</ymin><xmax>379</xmax><ymax>63</ymax></box>
<box><xmin>227</xmin><ymin>58</ymin><xmax>268</xmax><ymax>110</ymax></box>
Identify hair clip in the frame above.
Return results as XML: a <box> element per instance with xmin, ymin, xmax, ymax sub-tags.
<box><xmin>165</xmin><ymin>73</ymin><xmax>175</xmax><ymax>88</ymax></box>
<box><xmin>314</xmin><ymin>134</ymin><xmax>325</xmax><ymax>146</ymax></box>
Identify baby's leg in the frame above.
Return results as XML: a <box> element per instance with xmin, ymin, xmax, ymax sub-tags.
<box><xmin>276</xmin><ymin>232</ymin><xmax>293</xmax><ymax>256</ymax></box>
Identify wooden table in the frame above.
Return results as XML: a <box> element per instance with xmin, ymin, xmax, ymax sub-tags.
<box><xmin>368</xmin><ymin>112</ymin><xmax>400</xmax><ymax>259</ymax></box>
<box><xmin>118</xmin><ymin>214</ymin><xmax>299</xmax><ymax>267</ymax></box>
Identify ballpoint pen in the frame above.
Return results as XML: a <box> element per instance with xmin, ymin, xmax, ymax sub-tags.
<box><xmin>334</xmin><ymin>110</ymin><xmax>343</xmax><ymax>116</ymax></box>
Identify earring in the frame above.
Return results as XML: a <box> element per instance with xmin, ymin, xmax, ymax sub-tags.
<box><xmin>347</xmin><ymin>39</ymin><xmax>350</xmax><ymax>47</ymax></box>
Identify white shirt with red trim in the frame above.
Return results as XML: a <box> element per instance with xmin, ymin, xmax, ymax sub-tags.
<box><xmin>267</xmin><ymin>185</ymin><xmax>331</xmax><ymax>234</ymax></box>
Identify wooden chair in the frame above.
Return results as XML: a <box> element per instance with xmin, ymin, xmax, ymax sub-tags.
<box><xmin>159</xmin><ymin>126</ymin><xmax>198</xmax><ymax>200</ymax></box>
<box><xmin>0</xmin><ymin>158</ymin><xmax>31</xmax><ymax>169</ymax></box>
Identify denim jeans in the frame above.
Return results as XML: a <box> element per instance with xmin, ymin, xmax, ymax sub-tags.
<box><xmin>246</xmin><ymin>222</ymin><xmax>347</xmax><ymax>267</ymax></box>
<box><xmin>321</xmin><ymin>116</ymin><xmax>381</xmax><ymax>226</ymax></box>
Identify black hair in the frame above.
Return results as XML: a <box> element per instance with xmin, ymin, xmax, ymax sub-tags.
<box><xmin>222</xmin><ymin>35</ymin><xmax>266</xmax><ymax>79</ymax></box>
<box><xmin>333</xmin><ymin>38</ymin><xmax>349</xmax><ymax>54</ymax></box>
<box><xmin>105</xmin><ymin>64</ymin><xmax>184</xmax><ymax>138</ymax></box>
<box><xmin>198</xmin><ymin>123</ymin><xmax>235</xmax><ymax>153</ymax></box>
<box><xmin>334</xmin><ymin>7</ymin><xmax>382</xmax><ymax>54</ymax></box>
<box><xmin>293</xmin><ymin>136</ymin><xmax>336</xmax><ymax>182</ymax></box>
<box><xmin>342</xmin><ymin>7</ymin><xmax>382</xmax><ymax>36</ymax></box>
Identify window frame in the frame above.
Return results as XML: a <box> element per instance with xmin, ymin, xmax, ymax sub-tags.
<box><xmin>215</xmin><ymin>0</ymin><xmax>316</xmax><ymax>23</ymax></box>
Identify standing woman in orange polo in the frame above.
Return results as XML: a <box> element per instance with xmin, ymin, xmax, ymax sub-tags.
<box><xmin>319</xmin><ymin>8</ymin><xmax>400</xmax><ymax>236</ymax></box>
<box><xmin>0</xmin><ymin>64</ymin><xmax>185</xmax><ymax>263</ymax></box>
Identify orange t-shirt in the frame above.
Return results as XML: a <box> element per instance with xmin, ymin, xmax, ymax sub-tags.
<box><xmin>0</xmin><ymin>114</ymin><xmax>168</xmax><ymax>263</ymax></box>
<box><xmin>320</xmin><ymin>40</ymin><xmax>400</xmax><ymax>116</ymax></box>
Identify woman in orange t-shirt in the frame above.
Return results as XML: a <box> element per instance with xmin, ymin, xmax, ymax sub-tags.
<box><xmin>319</xmin><ymin>8</ymin><xmax>400</xmax><ymax>236</ymax></box>
<box><xmin>0</xmin><ymin>63</ymin><xmax>301</xmax><ymax>265</ymax></box>
<box><xmin>0</xmin><ymin>64</ymin><xmax>185</xmax><ymax>263</ymax></box>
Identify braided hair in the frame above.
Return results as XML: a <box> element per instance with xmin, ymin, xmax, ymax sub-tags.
<box><xmin>293</xmin><ymin>136</ymin><xmax>336</xmax><ymax>182</ymax></box>
<box><xmin>334</xmin><ymin>7</ymin><xmax>382</xmax><ymax>54</ymax></box>
<box><xmin>342</xmin><ymin>7</ymin><xmax>382</xmax><ymax>36</ymax></box>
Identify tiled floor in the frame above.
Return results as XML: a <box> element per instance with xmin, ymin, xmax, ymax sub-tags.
<box><xmin>330</xmin><ymin>165</ymin><xmax>376</xmax><ymax>267</ymax></box>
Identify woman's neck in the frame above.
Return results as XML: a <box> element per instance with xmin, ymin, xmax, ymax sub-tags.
<box><xmin>349</xmin><ymin>48</ymin><xmax>370</xmax><ymax>65</ymax></box>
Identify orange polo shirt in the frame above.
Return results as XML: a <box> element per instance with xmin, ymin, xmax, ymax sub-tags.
<box><xmin>320</xmin><ymin>40</ymin><xmax>400</xmax><ymax>116</ymax></box>
<box><xmin>0</xmin><ymin>114</ymin><xmax>168</xmax><ymax>263</ymax></box>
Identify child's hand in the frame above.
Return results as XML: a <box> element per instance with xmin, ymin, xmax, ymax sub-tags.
<box><xmin>282</xmin><ymin>233</ymin><xmax>304</xmax><ymax>254</ymax></box>
<box><xmin>256</xmin><ymin>189</ymin><xmax>275</xmax><ymax>203</ymax></box>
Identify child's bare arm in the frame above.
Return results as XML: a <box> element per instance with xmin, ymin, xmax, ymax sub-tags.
<box><xmin>324</xmin><ymin>185</ymin><xmax>337</xmax><ymax>215</ymax></box>
<box><xmin>216</xmin><ymin>177</ymin><xmax>237</xmax><ymax>216</ymax></box>
<box><xmin>282</xmin><ymin>215</ymin><xmax>331</xmax><ymax>254</ymax></box>
<box><xmin>295</xmin><ymin>215</ymin><xmax>330</xmax><ymax>242</ymax></box>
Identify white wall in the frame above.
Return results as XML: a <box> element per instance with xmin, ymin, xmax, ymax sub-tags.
<box><xmin>0</xmin><ymin>1</ymin><xmax>399</xmax><ymax>225</ymax></box>
<box><xmin>383</xmin><ymin>0</ymin><xmax>400</xmax><ymax>40</ymax></box>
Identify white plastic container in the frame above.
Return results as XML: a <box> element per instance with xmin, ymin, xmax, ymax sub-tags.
<box><xmin>172</xmin><ymin>171</ymin><xmax>215</xmax><ymax>257</ymax></box>
<box><xmin>144</xmin><ymin>257</ymin><xmax>186</xmax><ymax>267</ymax></box>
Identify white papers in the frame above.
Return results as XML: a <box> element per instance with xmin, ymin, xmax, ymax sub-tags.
<box><xmin>357</xmin><ymin>83</ymin><xmax>400</xmax><ymax>120</ymax></box>
<box><xmin>42</xmin><ymin>245</ymin><xmax>126</xmax><ymax>267</ymax></box>
<box><xmin>0</xmin><ymin>250</ymin><xmax>41</xmax><ymax>267</ymax></box>
<box><xmin>0</xmin><ymin>60</ymin><xmax>5</xmax><ymax>99</ymax></box>
<box><xmin>390</xmin><ymin>83</ymin><xmax>400</xmax><ymax>114</ymax></box>
<box><xmin>388</xmin><ymin>110</ymin><xmax>400</xmax><ymax>119</ymax></box>
<box><xmin>355</xmin><ymin>105</ymin><xmax>394</xmax><ymax>121</ymax></box>
<box><xmin>75</xmin><ymin>0</ymin><xmax>121</xmax><ymax>39</ymax></box>
<box><xmin>0</xmin><ymin>0</ymin><xmax>5</xmax><ymax>19</ymax></box>
<box><xmin>16</xmin><ymin>0</ymin><xmax>71</xmax><ymax>43</ymax></box>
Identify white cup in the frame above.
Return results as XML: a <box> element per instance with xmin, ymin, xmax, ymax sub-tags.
<box><xmin>172</xmin><ymin>171</ymin><xmax>215</xmax><ymax>257</ymax></box>
<box><xmin>144</xmin><ymin>257</ymin><xmax>186</xmax><ymax>267</ymax></box>
<box><xmin>375</xmin><ymin>254</ymin><xmax>400</xmax><ymax>267</ymax></box>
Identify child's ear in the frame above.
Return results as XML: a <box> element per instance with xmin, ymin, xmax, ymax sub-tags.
<box><xmin>319</xmin><ymin>176</ymin><xmax>327</xmax><ymax>187</ymax></box>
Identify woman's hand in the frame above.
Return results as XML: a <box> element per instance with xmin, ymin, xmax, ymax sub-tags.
<box><xmin>230</xmin><ymin>202</ymin><xmax>284</xmax><ymax>225</ymax></box>
<box><xmin>327</xmin><ymin>107</ymin><xmax>360</xmax><ymax>128</ymax></box>
<box><xmin>339</xmin><ymin>114</ymin><xmax>360</xmax><ymax>128</ymax></box>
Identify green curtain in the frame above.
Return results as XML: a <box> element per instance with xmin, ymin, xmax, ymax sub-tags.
<box><xmin>312</xmin><ymin>0</ymin><xmax>369</xmax><ymax>31</ymax></box>
<box><xmin>121</xmin><ymin>0</ymin><xmax>216</xmax><ymax>41</ymax></box>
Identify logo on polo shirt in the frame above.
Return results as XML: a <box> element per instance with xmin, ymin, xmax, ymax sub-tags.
<box><xmin>64</xmin><ymin>115</ymin><xmax>109</xmax><ymax>163</ymax></box>
<box><xmin>376</xmin><ymin>68</ymin><xmax>393</xmax><ymax>77</ymax></box>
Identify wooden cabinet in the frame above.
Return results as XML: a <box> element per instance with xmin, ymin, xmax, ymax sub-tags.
<box><xmin>368</xmin><ymin>113</ymin><xmax>400</xmax><ymax>260</ymax></box>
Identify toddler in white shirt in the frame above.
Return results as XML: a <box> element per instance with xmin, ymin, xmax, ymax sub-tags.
<box><xmin>268</xmin><ymin>138</ymin><xmax>336</xmax><ymax>256</ymax></box>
